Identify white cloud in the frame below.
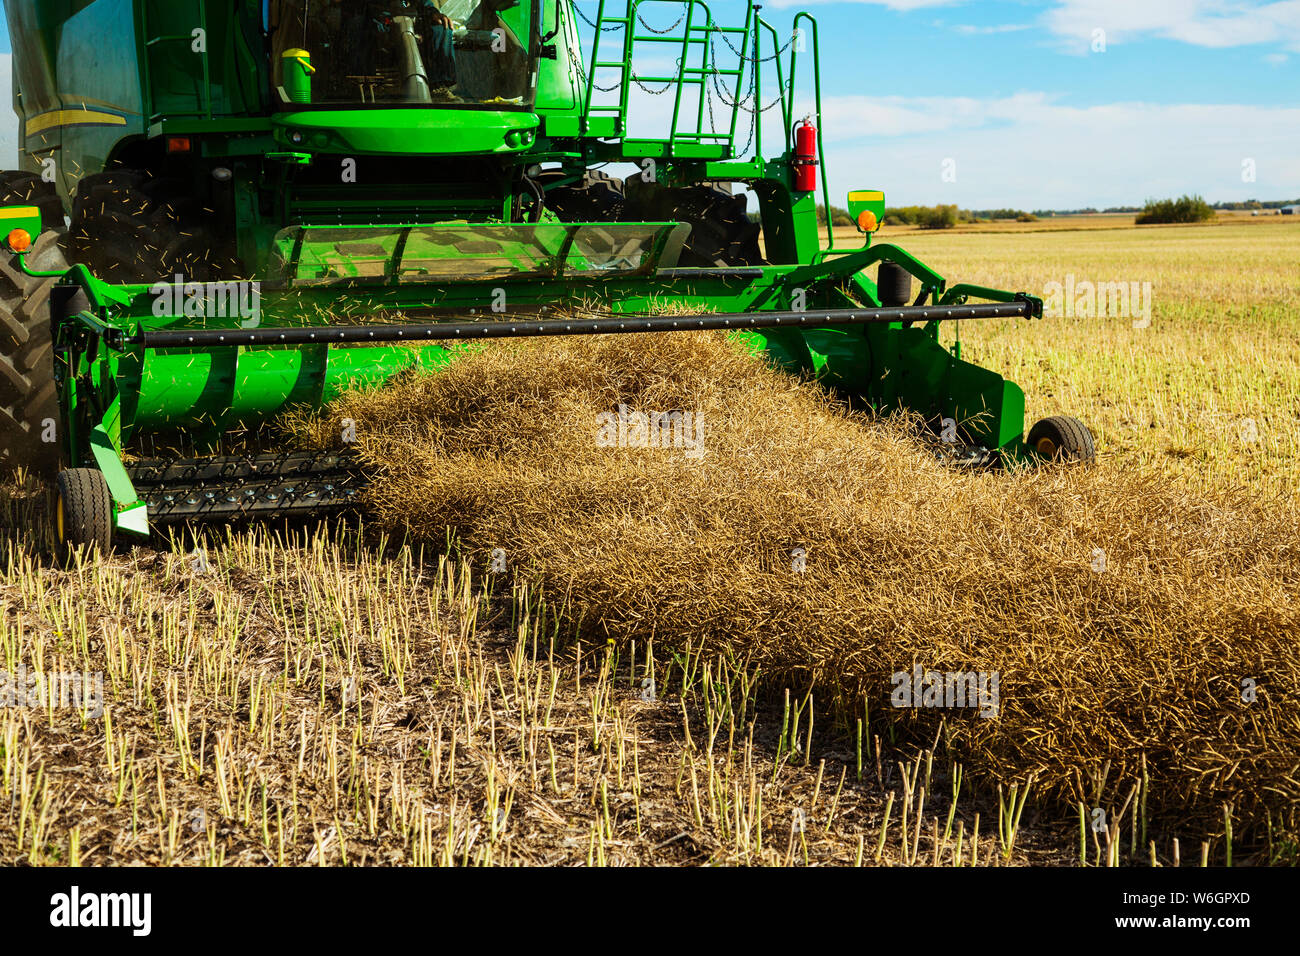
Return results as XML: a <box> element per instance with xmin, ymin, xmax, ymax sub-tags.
<box><xmin>953</xmin><ymin>23</ymin><xmax>1033</xmax><ymax>35</ymax></box>
<box><xmin>806</xmin><ymin>92</ymin><xmax>1054</xmax><ymax>137</ymax></box>
<box><xmin>812</xmin><ymin>92</ymin><xmax>1300</xmax><ymax>208</ymax></box>
<box><xmin>1044</xmin><ymin>0</ymin><xmax>1300</xmax><ymax>52</ymax></box>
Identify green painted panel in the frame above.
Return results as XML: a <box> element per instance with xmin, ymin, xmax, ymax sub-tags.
<box><xmin>272</xmin><ymin>108</ymin><xmax>540</xmax><ymax>155</ymax></box>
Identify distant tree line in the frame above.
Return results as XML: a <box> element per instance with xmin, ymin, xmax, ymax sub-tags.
<box><xmin>1135</xmin><ymin>195</ymin><xmax>1216</xmax><ymax>225</ymax></box>
<box><xmin>1211</xmin><ymin>198</ymin><xmax>1300</xmax><ymax>210</ymax></box>
<box><xmin>816</xmin><ymin>204</ymin><xmax>854</xmax><ymax>226</ymax></box>
<box><xmin>811</xmin><ymin>204</ymin><xmax>1045</xmax><ymax>230</ymax></box>
<box><xmin>882</xmin><ymin>205</ymin><xmax>962</xmax><ymax>228</ymax></box>
<box><xmin>1028</xmin><ymin>197</ymin><xmax>1299</xmax><ymax>217</ymax></box>
<box><xmin>880</xmin><ymin>205</ymin><xmax>1037</xmax><ymax>228</ymax></box>
<box><xmin>771</xmin><ymin>196</ymin><xmax>1298</xmax><ymax>228</ymax></box>
<box><xmin>965</xmin><ymin>208</ymin><xmax>1039</xmax><ymax>221</ymax></box>
<box><xmin>812</xmin><ymin>204</ymin><xmax>1041</xmax><ymax>230</ymax></box>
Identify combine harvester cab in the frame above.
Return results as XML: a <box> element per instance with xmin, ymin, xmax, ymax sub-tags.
<box><xmin>0</xmin><ymin>0</ymin><xmax>1093</xmax><ymax>559</ymax></box>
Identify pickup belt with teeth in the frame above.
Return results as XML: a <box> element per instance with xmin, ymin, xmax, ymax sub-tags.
<box><xmin>127</xmin><ymin>451</ymin><xmax>365</xmax><ymax>522</ymax></box>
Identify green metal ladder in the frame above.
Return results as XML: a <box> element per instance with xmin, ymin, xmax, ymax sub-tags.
<box><xmin>580</xmin><ymin>0</ymin><xmax>753</xmax><ymax>160</ymax></box>
<box><xmin>141</xmin><ymin>0</ymin><xmax>214</xmax><ymax>126</ymax></box>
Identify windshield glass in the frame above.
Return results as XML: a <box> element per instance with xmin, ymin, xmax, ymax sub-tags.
<box><xmin>269</xmin><ymin>0</ymin><xmax>534</xmax><ymax>107</ymax></box>
<box><xmin>265</xmin><ymin>223</ymin><xmax>690</xmax><ymax>287</ymax></box>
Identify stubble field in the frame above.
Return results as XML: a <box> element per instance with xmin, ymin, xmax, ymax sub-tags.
<box><xmin>1</xmin><ymin>217</ymin><xmax>1296</xmax><ymax>866</ymax></box>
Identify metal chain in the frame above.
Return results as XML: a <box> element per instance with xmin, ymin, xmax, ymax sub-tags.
<box><xmin>568</xmin><ymin>42</ymin><xmax>622</xmax><ymax>92</ymax></box>
<box><xmin>630</xmin><ymin>75</ymin><xmax>674</xmax><ymax>94</ymax></box>
<box><xmin>703</xmin><ymin>61</ymin><xmax>747</xmax><ymax>156</ymax></box>
<box><xmin>713</xmin><ymin>76</ymin><xmax>790</xmax><ymax>115</ymax></box>
<box><xmin>708</xmin><ymin>38</ymin><xmax>789</xmax><ymax>114</ymax></box>
<box><xmin>704</xmin><ymin>63</ymin><xmax>718</xmax><ymax>135</ymax></box>
<box><xmin>707</xmin><ymin>43</ymin><xmax>790</xmax><ymax>157</ymax></box>
<box><xmin>637</xmin><ymin>11</ymin><xmax>687</xmax><ymax>34</ymax></box>
<box><xmin>757</xmin><ymin>85</ymin><xmax>790</xmax><ymax>113</ymax></box>
<box><xmin>572</xmin><ymin>2</ymin><xmax>688</xmax><ymax>35</ymax></box>
<box><xmin>715</xmin><ymin>29</ymin><xmax>793</xmax><ymax>63</ymax></box>
<box><xmin>572</xmin><ymin>3</ymin><xmax>623</xmax><ymax>31</ymax></box>
<box><xmin>565</xmin><ymin>7</ymin><xmax>792</xmax><ymax>155</ymax></box>
<box><xmin>713</xmin><ymin>49</ymin><xmax>757</xmax><ymax>156</ymax></box>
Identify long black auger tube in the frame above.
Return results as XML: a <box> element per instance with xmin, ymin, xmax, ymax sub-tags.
<box><xmin>125</xmin><ymin>300</ymin><xmax>1041</xmax><ymax>349</ymax></box>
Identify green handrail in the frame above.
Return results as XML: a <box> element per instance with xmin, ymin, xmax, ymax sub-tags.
<box><xmin>789</xmin><ymin>11</ymin><xmax>844</xmax><ymax>255</ymax></box>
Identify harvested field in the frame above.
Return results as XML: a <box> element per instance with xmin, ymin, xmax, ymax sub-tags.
<box><xmin>289</xmin><ymin>327</ymin><xmax>1300</xmax><ymax>853</ymax></box>
<box><xmin>3</xmin><ymin>220</ymin><xmax>1297</xmax><ymax>867</ymax></box>
<box><xmin>0</xmin><ymin>511</ymin><xmax>1067</xmax><ymax>866</ymax></box>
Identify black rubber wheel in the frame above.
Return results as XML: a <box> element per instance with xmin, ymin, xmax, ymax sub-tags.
<box><xmin>877</xmin><ymin>261</ymin><xmax>913</xmax><ymax>307</ymax></box>
<box><xmin>69</xmin><ymin>169</ymin><xmax>238</xmax><ymax>283</ymax></box>
<box><xmin>1027</xmin><ymin>415</ymin><xmax>1095</xmax><ymax>464</ymax></box>
<box><xmin>0</xmin><ymin>229</ymin><xmax>67</xmax><ymax>477</ymax></box>
<box><xmin>621</xmin><ymin>178</ymin><xmax>763</xmax><ymax>267</ymax></box>
<box><xmin>538</xmin><ymin>169</ymin><xmax>626</xmax><ymax>222</ymax></box>
<box><xmin>55</xmin><ymin>468</ymin><xmax>113</xmax><ymax>561</ymax></box>
<box><xmin>54</xmin><ymin>468</ymin><xmax>113</xmax><ymax>561</ymax></box>
<box><xmin>0</xmin><ymin>171</ymin><xmax>66</xmax><ymax>232</ymax></box>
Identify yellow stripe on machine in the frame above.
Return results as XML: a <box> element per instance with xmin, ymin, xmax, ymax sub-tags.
<box><xmin>848</xmin><ymin>190</ymin><xmax>885</xmax><ymax>202</ymax></box>
<box><xmin>25</xmin><ymin>108</ymin><xmax>128</xmax><ymax>135</ymax></box>
<box><xmin>0</xmin><ymin>206</ymin><xmax>39</xmax><ymax>219</ymax></box>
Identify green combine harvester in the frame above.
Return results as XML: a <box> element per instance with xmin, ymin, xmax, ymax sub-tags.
<box><xmin>0</xmin><ymin>0</ymin><xmax>1093</xmax><ymax>558</ymax></box>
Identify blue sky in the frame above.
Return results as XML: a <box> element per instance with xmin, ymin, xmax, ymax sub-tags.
<box><xmin>2</xmin><ymin>1</ymin><xmax>1297</xmax><ymax>208</ymax></box>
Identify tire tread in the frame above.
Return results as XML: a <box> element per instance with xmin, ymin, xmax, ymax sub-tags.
<box><xmin>56</xmin><ymin>468</ymin><xmax>113</xmax><ymax>559</ymax></box>
<box><xmin>1027</xmin><ymin>415</ymin><xmax>1096</xmax><ymax>464</ymax></box>
<box><xmin>0</xmin><ymin>228</ymin><xmax>66</xmax><ymax>476</ymax></box>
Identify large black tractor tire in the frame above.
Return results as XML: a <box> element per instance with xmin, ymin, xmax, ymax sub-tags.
<box><xmin>54</xmin><ymin>467</ymin><xmax>113</xmax><ymax>563</ymax></box>
<box><xmin>1027</xmin><ymin>415</ymin><xmax>1096</xmax><ymax>465</ymax></box>
<box><xmin>0</xmin><ymin>170</ymin><xmax>66</xmax><ymax>232</ymax></box>
<box><xmin>69</xmin><ymin>170</ymin><xmax>238</xmax><ymax>283</ymax></box>
<box><xmin>0</xmin><ymin>230</ymin><xmax>67</xmax><ymax>478</ymax></box>
<box><xmin>537</xmin><ymin>169</ymin><xmax>627</xmax><ymax>222</ymax></box>
<box><xmin>621</xmin><ymin>178</ymin><xmax>763</xmax><ymax>267</ymax></box>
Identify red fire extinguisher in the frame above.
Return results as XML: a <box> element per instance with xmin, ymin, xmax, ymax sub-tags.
<box><xmin>792</xmin><ymin>116</ymin><xmax>818</xmax><ymax>192</ymax></box>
